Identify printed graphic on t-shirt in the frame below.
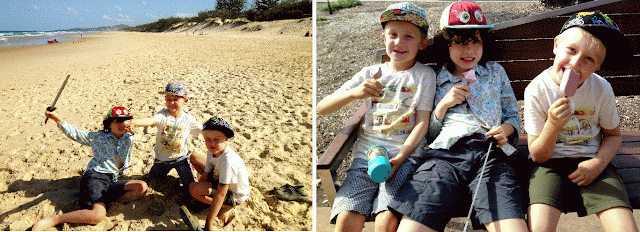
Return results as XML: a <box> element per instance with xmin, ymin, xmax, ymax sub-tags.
<box><xmin>558</xmin><ymin>106</ymin><xmax>597</xmax><ymax>145</ymax></box>
<box><xmin>370</xmin><ymin>83</ymin><xmax>416</xmax><ymax>136</ymax></box>
<box><xmin>159</xmin><ymin>125</ymin><xmax>185</xmax><ymax>151</ymax></box>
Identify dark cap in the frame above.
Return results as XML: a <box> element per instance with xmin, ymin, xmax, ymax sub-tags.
<box><xmin>560</xmin><ymin>11</ymin><xmax>631</xmax><ymax>70</ymax></box>
<box><xmin>203</xmin><ymin>117</ymin><xmax>234</xmax><ymax>138</ymax></box>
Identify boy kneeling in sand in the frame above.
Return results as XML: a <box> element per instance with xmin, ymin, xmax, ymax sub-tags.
<box><xmin>126</xmin><ymin>81</ymin><xmax>204</xmax><ymax>198</ymax></box>
<box><xmin>33</xmin><ymin>106</ymin><xmax>148</xmax><ymax>231</ymax></box>
<box><xmin>182</xmin><ymin>117</ymin><xmax>250</xmax><ymax>230</ymax></box>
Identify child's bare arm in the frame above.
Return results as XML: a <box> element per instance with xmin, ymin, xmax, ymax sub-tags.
<box><xmin>388</xmin><ymin>110</ymin><xmax>430</xmax><ymax>177</ymax></box>
<box><xmin>205</xmin><ymin>183</ymin><xmax>229</xmax><ymax>230</ymax></box>
<box><xmin>45</xmin><ymin>110</ymin><xmax>63</xmax><ymax>126</ymax></box>
<box><xmin>528</xmin><ymin>98</ymin><xmax>573</xmax><ymax>163</ymax></box>
<box><xmin>317</xmin><ymin>79</ymin><xmax>383</xmax><ymax>115</ymax></box>
<box><xmin>317</xmin><ymin>68</ymin><xmax>384</xmax><ymax>115</ymax></box>
<box><xmin>568</xmin><ymin>126</ymin><xmax>621</xmax><ymax>186</ymax></box>
<box><xmin>127</xmin><ymin>117</ymin><xmax>158</xmax><ymax>127</ymax></box>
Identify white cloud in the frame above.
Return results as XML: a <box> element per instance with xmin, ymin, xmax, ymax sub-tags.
<box><xmin>176</xmin><ymin>13</ymin><xmax>194</xmax><ymax>18</ymax></box>
<box><xmin>33</xmin><ymin>6</ymin><xmax>39</xmax><ymax>11</ymax></box>
<box><xmin>115</xmin><ymin>5</ymin><xmax>122</xmax><ymax>11</ymax></box>
<box><xmin>67</xmin><ymin>7</ymin><xmax>78</xmax><ymax>15</ymax></box>
<box><xmin>103</xmin><ymin>14</ymin><xmax>133</xmax><ymax>23</ymax></box>
<box><xmin>142</xmin><ymin>2</ymin><xmax>147</xmax><ymax>5</ymax></box>
<box><xmin>146</xmin><ymin>13</ymin><xmax>160</xmax><ymax>20</ymax></box>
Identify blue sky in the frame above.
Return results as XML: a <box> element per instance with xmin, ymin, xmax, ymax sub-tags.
<box><xmin>0</xmin><ymin>0</ymin><xmax>228</xmax><ymax>31</ymax></box>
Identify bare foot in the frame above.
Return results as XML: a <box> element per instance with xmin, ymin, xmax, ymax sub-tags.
<box><xmin>32</xmin><ymin>215</ymin><xmax>58</xmax><ymax>231</ymax></box>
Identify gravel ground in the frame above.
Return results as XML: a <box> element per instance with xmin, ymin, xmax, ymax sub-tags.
<box><xmin>315</xmin><ymin>0</ymin><xmax>640</xmax><ymax>214</ymax></box>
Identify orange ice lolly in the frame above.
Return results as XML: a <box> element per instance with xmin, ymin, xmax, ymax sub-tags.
<box><xmin>560</xmin><ymin>69</ymin><xmax>580</xmax><ymax>97</ymax></box>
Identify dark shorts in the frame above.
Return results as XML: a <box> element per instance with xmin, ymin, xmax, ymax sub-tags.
<box><xmin>148</xmin><ymin>154</ymin><xmax>196</xmax><ymax>193</ymax></box>
<box><xmin>388</xmin><ymin>134</ymin><xmax>525</xmax><ymax>231</ymax></box>
<box><xmin>207</xmin><ymin>172</ymin><xmax>238</xmax><ymax>207</ymax></box>
<box><xmin>529</xmin><ymin>158</ymin><xmax>631</xmax><ymax>216</ymax></box>
<box><xmin>79</xmin><ymin>170</ymin><xmax>130</xmax><ymax>210</ymax></box>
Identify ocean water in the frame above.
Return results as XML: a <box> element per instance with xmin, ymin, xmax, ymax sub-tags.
<box><xmin>0</xmin><ymin>31</ymin><xmax>87</xmax><ymax>47</ymax></box>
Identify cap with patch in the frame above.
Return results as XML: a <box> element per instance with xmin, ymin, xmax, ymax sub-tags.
<box><xmin>380</xmin><ymin>2</ymin><xmax>429</xmax><ymax>35</ymax></box>
<box><xmin>560</xmin><ymin>11</ymin><xmax>631</xmax><ymax>70</ymax></box>
<box><xmin>104</xmin><ymin>106</ymin><xmax>132</xmax><ymax>121</ymax></box>
<box><xmin>203</xmin><ymin>117</ymin><xmax>234</xmax><ymax>139</ymax></box>
<box><xmin>159</xmin><ymin>81</ymin><xmax>189</xmax><ymax>99</ymax></box>
<box><xmin>440</xmin><ymin>1</ymin><xmax>492</xmax><ymax>29</ymax></box>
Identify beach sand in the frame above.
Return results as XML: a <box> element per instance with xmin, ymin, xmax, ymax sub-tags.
<box><xmin>0</xmin><ymin>18</ymin><xmax>312</xmax><ymax>231</ymax></box>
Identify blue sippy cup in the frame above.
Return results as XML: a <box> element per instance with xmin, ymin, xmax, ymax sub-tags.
<box><xmin>367</xmin><ymin>145</ymin><xmax>392</xmax><ymax>183</ymax></box>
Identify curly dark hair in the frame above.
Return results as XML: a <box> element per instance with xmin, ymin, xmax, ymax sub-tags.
<box><xmin>431</xmin><ymin>28</ymin><xmax>496</xmax><ymax>73</ymax></box>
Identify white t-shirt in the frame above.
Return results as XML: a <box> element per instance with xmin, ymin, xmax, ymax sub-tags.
<box><xmin>523</xmin><ymin>69</ymin><xmax>619</xmax><ymax>158</ymax></box>
<box><xmin>205</xmin><ymin>145</ymin><xmax>250</xmax><ymax>203</ymax></box>
<box><xmin>153</xmin><ymin>109</ymin><xmax>203</xmax><ymax>161</ymax></box>
<box><xmin>334</xmin><ymin>62</ymin><xmax>437</xmax><ymax>161</ymax></box>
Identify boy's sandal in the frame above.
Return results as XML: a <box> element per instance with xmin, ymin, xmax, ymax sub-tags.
<box><xmin>179</xmin><ymin>205</ymin><xmax>204</xmax><ymax>231</ymax></box>
<box><xmin>270</xmin><ymin>184</ymin><xmax>310</xmax><ymax>202</ymax></box>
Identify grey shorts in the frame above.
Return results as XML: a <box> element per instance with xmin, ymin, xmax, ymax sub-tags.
<box><xmin>388</xmin><ymin>134</ymin><xmax>525</xmax><ymax>231</ymax></box>
<box><xmin>329</xmin><ymin>156</ymin><xmax>424</xmax><ymax>224</ymax></box>
<box><xmin>529</xmin><ymin>158</ymin><xmax>631</xmax><ymax>216</ymax></box>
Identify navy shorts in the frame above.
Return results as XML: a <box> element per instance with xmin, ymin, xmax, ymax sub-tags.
<box><xmin>388</xmin><ymin>134</ymin><xmax>525</xmax><ymax>231</ymax></box>
<box><xmin>79</xmin><ymin>170</ymin><xmax>130</xmax><ymax>210</ymax></box>
<box><xmin>148</xmin><ymin>154</ymin><xmax>196</xmax><ymax>193</ymax></box>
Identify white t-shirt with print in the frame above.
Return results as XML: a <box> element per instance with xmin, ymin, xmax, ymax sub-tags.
<box><xmin>205</xmin><ymin>145</ymin><xmax>250</xmax><ymax>203</ymax></box>
<box><xmin>153</xmin><ymin>109</ymin><xmax>203</xmax><ymax>161</ymax></box>
<box><xmin>334</xmin><ymin>62</ymin><xmax>437</xmax><ymax>161</ymax></box>
<box><xmin>524</xmin><ymin>69</ymin><xmax>619</xmax><ymax>158</ymax></box>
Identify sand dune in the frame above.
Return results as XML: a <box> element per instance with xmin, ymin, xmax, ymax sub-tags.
<box><xmin>0</xmin><ymin>18</ymin><xmax>311</xmax><ymax>231</ymax></box>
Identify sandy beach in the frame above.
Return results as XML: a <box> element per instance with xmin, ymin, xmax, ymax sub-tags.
<box><xmin>0</xmin><ymin>18</ymin><xmax>312</xmax><ymax>231</ymax></box>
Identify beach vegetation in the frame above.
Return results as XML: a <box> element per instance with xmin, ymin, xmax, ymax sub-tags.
<box><xmin>125</xmin><ymin>0</ymin><xmax>311</xmax><ymax>32</ymax></box>
<box><xmin>319</xmin><ymin>0</ymin><xmax>362</xmax><ymax>12</ymax></box>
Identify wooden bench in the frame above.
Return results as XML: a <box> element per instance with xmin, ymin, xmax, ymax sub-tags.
<box><xmin>317</xmin><ymin>0</ymin><xmax>640</xmax><ymax>213</ymax></box>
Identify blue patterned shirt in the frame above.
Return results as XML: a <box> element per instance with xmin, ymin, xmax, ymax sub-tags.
<box><xmin>59</xmin><ymin>122</ymin><xmax>133</xmax><ymax>182</ymax></box>
<box><xmin>427</xmin><ymin>61</ymin><xmax>520</xmax><ymax>155</ymax></box>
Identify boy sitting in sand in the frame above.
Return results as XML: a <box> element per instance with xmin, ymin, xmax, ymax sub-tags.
<box><xmin>126</xmin><ymin>81</ymin><xmax>204</xmax><ymax>196</ymax></box>
<box><xmin>181</xmin><ymin>117</ymin><xmax>250</xmax><ymax>230</ymax></box>
<box><xmin>316</xmin><ymin>2</ymin><xmax>436</xmax><ymax>231</ymax></box>
<box><xmin>524</xmin><ymin>11</ymin><xmax>638</xmax><ymax>232</ymax></box>
<box><xmin>33</xmin><ymin>106</ymin><xmax>148</xmax><ymax>231</ymax></box>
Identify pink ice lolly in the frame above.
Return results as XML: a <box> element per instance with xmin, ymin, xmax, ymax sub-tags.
<box><xmin>560</xmin><ymin>69</ymin><xmax>580</xmax><ymax>97</ymax></box>
<box><xmin>464</xmin><ymin>68</ymin><xmax>476</xmax><ymax>84</ymax></box>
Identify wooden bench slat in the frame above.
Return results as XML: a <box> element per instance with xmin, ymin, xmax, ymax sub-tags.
<box><xmin>317</xmin><ymin>103</ymin><xmax>367</xmax><ymax>169</ymax></box>
<box><xmin>493</xmin><ymin>13</ymin><xmax>640</xmax><ymax>40</ymax></box>
<box><xmin>494</xmin><ymin>35</ymin><xmax>640</xmax><ymax>62</ymax></box>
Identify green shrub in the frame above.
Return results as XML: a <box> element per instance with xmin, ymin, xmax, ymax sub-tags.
<box><xmin>319</xmin><ymin>0</ymin><xmax>362</xmax><ymax>12</ymax></box>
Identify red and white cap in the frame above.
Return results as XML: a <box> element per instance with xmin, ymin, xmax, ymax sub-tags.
<box><xmin>439</xmin><ymin>1</ymin><xmax>492</xmax><ymax>29</ymax></box>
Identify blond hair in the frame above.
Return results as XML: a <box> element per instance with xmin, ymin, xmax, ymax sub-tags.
<box><xmin>556</xmin><ymin>27</ymin><xmax>606</xmax><ymax>65</ymax></box>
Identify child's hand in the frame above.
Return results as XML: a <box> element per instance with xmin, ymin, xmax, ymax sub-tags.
<box><xmin>439</xmin><ymin>84</ymin><xmax>471</xmax><ymax>109</ymax></box>
<box><xmin>350</xmin><ymin>68</ymin><xmax>383</xmax><ymax>99</ymax></box>
<box><xmin>548</xmin><ymin>98</ymin><xmax>572</xmax><ymax>129</ymax></box>
<box><xmin>45</xmin><ymin>110</ymin><xmax>62</xmax><ymax>125</ymax></box>
<box><xmin>485</xmin><ymin>124</ymin><xmax>513</xmax><ymax>145</ymax></box>
<box><xmin>388</xmin><ymin>156</ymin><xmax>403</xmax><ymax>180</ymax></box>
<box><xmin>568</xmin><ymin>158</ymin><xmax>606</xmax><ymax>186</ymax></box>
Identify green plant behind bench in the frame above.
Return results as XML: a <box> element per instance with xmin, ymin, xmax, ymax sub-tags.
<box><xmin>320</xmin><ymin>0</ymin><xmax>362</xmax><ymax>12</ymax></box>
